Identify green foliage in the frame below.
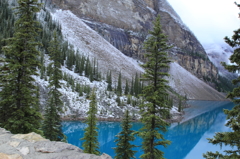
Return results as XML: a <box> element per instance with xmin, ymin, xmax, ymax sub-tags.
<box><xmin>83</xmin><ymin>84</ymin><xmax>91</xmax><ymax>98</ymax></box>
<box><xmin>202</xmin><ymin>74</ymin><xmax>235</xmax><ymax>93</ymax></box>
<box><xmin>75</xmin><ymin>83</ymin><xmax>83</xmax><ymax>96</ymax></box>
<box><xmin>130</xmin><ymin>77</ymin><xmax>134</xmax><ymax>95</ymax></box>
<box><xmin>138</xmin><ymin>15</ymin><xmax>172</xmax><ymax>159</ymax></box>
<box><xmin>178</xmin><ymin>98</ymin><xmax>182</xmax><ymax>112</ymax></box>
<box><xmin>127</xmin><ymin>95</ymin><xmax>132</xmax><ymax>105</ymax></box>
<box><xmin>132</xmin><ymin>99</ymin><xmax>137</xmax><ymax>107</ymax></box>
<box><xmin>37</xmin><ymin>4</ymin><xmax>102</xmax><ymax>83</ymax></box>
<box><xmin>0</xmin><ymin>0</ymin><xmax>15</xmax><ymax>54</ymax></box>
<box><xmin>42</xmin><ymin>31</ymin><xmax>65</xmax><ymax>141</ymax></box>
<box><xmin>0</xmin><ymin>0</ymin><xmax>104</xmax><ymax>136</ymax></box>
<box><xmin>203</xmin><ymin>4</ymin><xmax>240</xmax><ymax>158</ymax></box>
<box><xmin>129</xmin><ymin>73</ymin><xmax>143</xmax><ymax>97</ymax></box>
<box><xmin>124</xmin><ymin>79</ymin><xmax>130</xmax><ymax>95</ymax></box>
<box><xmin>66</xmin><ymin>47</ymin><xmax>75</xmax><ymax>71</ymax></box>
<box><xmin>0</xmin><ymin>0</ymin><xmax>42</xmax><ymax>134</ymax></box>
<box><xmin>216</xmin><ymin>75</ymin><xmax>235</xmax><ymax>92</ymax></box>
<box><xmin>81</xmin><ymin>90</ymin><xmax>100</xmax><ymax>155</ymax></box>
<box><xmin>107</xmin><ymin>71</ymin><xmax>113</xmax><ymax>91</ymax></box>
<box><xmin>114</xmin><ymin>110</ymin><xmax>136</xmax><ymax>159</ymax></box>
<box><xmin>116</xmin><ymin>72</ymin><xmax>122</xmax><ymax>96</ymax></box>
<box><xmin>40</xmin><ymin>52</ymin><xmax>46</xmax><ymax>79</ymax></box>
<box><xmin>116</xmin><ymin>96</ymin><xmax>121</xmax><ymax>106</ymax></box>
<box><xmin>74</xmin><ymin>53</ymin><xmax>82</xmax><ymax>74</ymax></box>
<box><xmin>134</xmin><ymin>73</ymin><xmax>139</xmax><ymax>96</ymax></box>
<box><xmin>38</xmin><ymin>9</ymin><xmax>62</xmax><ymax>55</ymax></box>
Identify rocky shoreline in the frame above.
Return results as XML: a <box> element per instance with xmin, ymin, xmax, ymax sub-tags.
<box><xmin>61</xmin><ymin>109</ymin><xmax>184</xmax><ymax>123</ymax></box>
<box><xmin>0</xmin><ymin>128</ymin><xmax>112</xmax><ymax>159</ymax></box>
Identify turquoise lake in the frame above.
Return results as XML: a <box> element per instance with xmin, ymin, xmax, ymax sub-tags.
<box><xmin>62</xmin><ymin>101</ymin><xmax>234</xmax><ymax>159</ymax></box>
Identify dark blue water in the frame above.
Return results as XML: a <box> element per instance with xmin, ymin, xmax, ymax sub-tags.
<box><xmin>62</xmin><ymin>101</ymin><xmax>234</xmax><ymax>159</ymax></box>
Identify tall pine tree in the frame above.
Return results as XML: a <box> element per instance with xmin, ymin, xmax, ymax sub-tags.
<box><xmin>116</xmin><ymin>72</ymin><xmax>122</xmax><ymax>96</ymax></box>
<box><xmin>138</xmin><ymin>15</ymin><xmax>172</xmax><ymax>159</ymax></box>
<box><xmin>0</xmin><ymin>0</ymin><xmax>42</xmax><ymax>134</ymax></box>
<box><xmin>124</xmin><ymin>79</ymin><xmax>129</xmax><ymax>95</ymax></box>
<box><xmin>203</xmin><ymin>3</ymin><xmax>240</xmax><ymax>158</ymax></box>
<box><xmin>114</xmin><ymin>110</ymin><xmax>136</xmax><ymax>159</ymax></box>
<box><xmin>81</xmin><ymin>90</ymin><xmax>100</xmax><ymax>155</ymax></box>
<box><xmin>42</xmin><ymin>31</ymin><xmax>65</xmax><ymax>141</ymax></box>
<box><xmin>107</xmin><ymin>71</ymin><xmax>112</xmax><ymax>91</ymax></box>
<box><xmin>134</xmin><ymin>73</ymin><xmax>139</xmax><ymax>96</ymax></box>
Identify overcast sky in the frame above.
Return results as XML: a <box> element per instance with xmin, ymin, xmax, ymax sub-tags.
<box><xmin>167</xmin><ymin>0</ymin><xmax>240</xmax><ymax>45</ymax></box>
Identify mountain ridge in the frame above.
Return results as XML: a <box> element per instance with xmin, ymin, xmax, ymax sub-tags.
<box><xmin>50</xmin><ymin>0</ymin><xmax>220</xmax><ymax>87</ymax></box>
<box><xmin>50</xmin><ymin>8</ymin><xmax>226</xmax><ymax>101</ymax></box>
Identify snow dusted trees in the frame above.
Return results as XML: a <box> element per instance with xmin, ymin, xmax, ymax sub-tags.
<box><xmin>138</xmin><ymin>15</ymin><xmax>172</xmax><ymax>159</ymax></box>
<box><xmin>42</xmin><ymin>31</ymin><xmax>65</xmax><ymax>141</ymax></box>
<box><xmin>0</xmin><ymin>0</ymin><xmax>42</xmax><ymax>134</ymax></box>
<box><xmin>203</xmin><ymin>3</ymin><xmax>240</xmax><ymax>158</ymax></box>
<box><xmin>81</xmin><ymin>90</ymin><xmax>100</xmax><ymax>155</ymax></box>
<box><xmin>114</xmin><ymin>110</ymin><xmax>136</xmax><ymax>159</ymax></box>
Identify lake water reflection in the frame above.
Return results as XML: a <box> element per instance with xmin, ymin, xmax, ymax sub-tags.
<box><xmin>62</xmin><ymin>101</ymin><xmax>234</xmax><ymax>159</ymax></box>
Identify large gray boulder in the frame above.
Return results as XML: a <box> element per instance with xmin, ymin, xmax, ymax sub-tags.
<box><xmin>0</xmin><ymin>128</ymin><xmax>112</xmax><ymax>159</ymax></box>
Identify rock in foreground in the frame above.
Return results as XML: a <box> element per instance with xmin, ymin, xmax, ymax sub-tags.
<box><xmin>0</xmin><ymin>128</ymin><xmax>112</xmax><ymax>159</ymax></box>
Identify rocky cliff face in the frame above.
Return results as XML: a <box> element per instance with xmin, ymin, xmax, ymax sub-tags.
<box><xmin>51</xmin><ymin>0</ymin><xmax>218</xmax><ymax>82</ymax></box>
<box><xmin>171</xmin><ymin>48</ymin><xmax>218</xmax><ymax>81</ymax></box>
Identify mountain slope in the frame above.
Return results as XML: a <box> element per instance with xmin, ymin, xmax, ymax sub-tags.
<box><xmin>51</xmin><ymin>9</ymin><xmax>226</xmax><ymax>101</ymax></box>
<box><xmin>51</xmin><ymin>9</ymin><xmax>144</xmax><ymax>81</ymax></box>
<box><xmin>51</xmin><ymin>0</ymin><xmax>220</xmax><ymax>90</ymax></box>
<box><xmin>168</xmin><ymin>62</ymin><xmax>226</xmax><ymax>100</ymax></box>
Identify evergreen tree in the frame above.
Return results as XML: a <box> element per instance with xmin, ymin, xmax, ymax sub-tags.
<box><xmin>107</xmin><ymin>71</ymin><xmax>113</xmax><ymax>91</ymax></box>
<box><xmin>114</xmin><ymin>110</ymin><xmax>136</xmax><ymax>159</ymax></box>
<box><xmin>80</xmin><ymin>55</ymin><xmax>86</xmax><ymax>75</ymax></box>
<box><xmin>127</xmin><ymin>95</ymin><xmax>131</xmax><ymax>105</ymax></box>
<box><xmin>83</xmin><ymin>84</ymin><xmax>91</xmax><ymax>98</ymax></box>
<box><xmin>93</xmin><ymin>58</ymin><xmax>98</xmax><ymax>80</ymax></box>
<box><xmin>139</xmin><ymin>81</ymin><xmax>143</xmax><ymax>95</ymax></box>
<box><xmin>42</xmin><ymin>31</ymin><xmax>64</xmax><ymax>141</ymax></box>
<box><xmin>134</xmin><ymin>73</ymin><xmax>139</xmax><ymax>96</ymax></box>
<box><xmin>76</xmin><ymin>83</ymin><xmax>83</xmax><ymax>96</ymax></box>
<box><xmin>66</xmin><ymin>47</ymin><xmax>75</xmax><ymax>71</ymax></box>
<box><xmin>0</xmin><ymin>0</ymin><xmax>15</xmax><ymax>54</ymax></box>
<box><xmin>81</xmin><ymin>90</ymin><xmax>100</xmax><ymax>155</ymax></box>
<box><xmin>74</xmin><ymin>53</ymin><xmax>81</xmax><ymax>73</ymax></box>
<box><xmin>138</xmin><ymin>15</ymin><xmax>172</xmax><ymax>159</ymax></box>
<box><xmin>203</xmin><ymin>3</ymin><xmax>240</xmax><ymax>158</ymax></box>
<box><xmin>0</xmin><ymin>0</ymin><xmax>42</xmax><ymax>134</ymax></box>
<box><xmin>116</xmin><ymin>96</ymin><xmax>121</xmax><ymax>106</ymax></box>
<box><xmin>40</xmin><ymin>52</ymin><xmax>46</xmax><ymax>79</ymax></box>
<box><xmin>178</xmin><ymin>98</ymin><xmax>182</xmax><ymax>112</ymax></box>
<box><xmin>124</xmin><ymin>79</ymin><xmax>129</xmax><ymax>95</ymax></box>
<box><xmin>130</xmin><ymin>77</ymin><xmax>134</xmax><ymax>96</ymax></box>
<box><xmin>117</xmin><ymin>72</ymin><xmax>122</xmax><ymax>96</ymax></box>
<box><xmin>60</xmin><ymin>41</ymin><xmax>68</xmax><ymax>65</ymax></box>
<box><xmin>85</xmin><ymin>56</ymin><xmax>91</xmax><ymax>77</ymax></box>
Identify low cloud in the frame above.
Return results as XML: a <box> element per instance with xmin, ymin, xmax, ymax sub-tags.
<box><xmin>167</xmin><ymin>0</ymin><xmax>240</xmax><ymax>45</ymax></box>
